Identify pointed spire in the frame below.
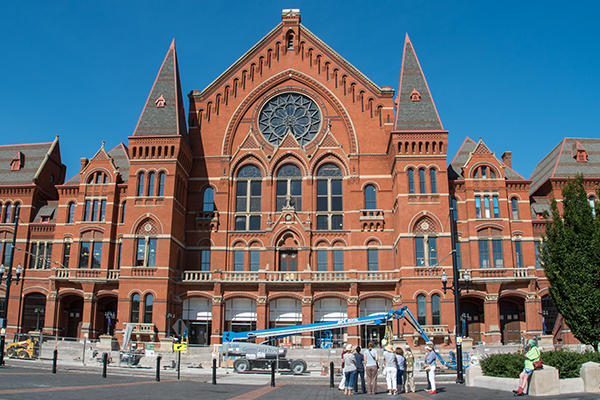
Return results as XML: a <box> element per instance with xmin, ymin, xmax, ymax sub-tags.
<box><xmin>394</xmin><ymin>34</ymin><xmax>443</xmax><ymax>131</ymax></box>
<box><xmin>132</xmin><ymin>39</ymin><xmax>188</xmax><ymax>142</ymax></box>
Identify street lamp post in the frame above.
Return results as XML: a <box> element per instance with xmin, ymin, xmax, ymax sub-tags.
<box><xmin>0</xmin><ymin>208</ymin><xmax>22</xmax><ymax>366</ymax></box>
<box><xmin>34</xmin><ymin>308</ymin><xmax>45</xmax><ymax>332</ymax></box>
<box><xmin>440</xmin><ymin>196</ymin><xmax>471</xmax><ymax>384</ymax></box>
<box><xmin>166</xmin><ymin>313</ymin><xmax>175</xmax><ymax>338</ymax></box>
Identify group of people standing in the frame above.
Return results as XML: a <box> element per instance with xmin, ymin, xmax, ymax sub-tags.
<box><xmin>340</xmin><ymin>341</ymin><xmax>424</xmax><ymax>395</ymax></box>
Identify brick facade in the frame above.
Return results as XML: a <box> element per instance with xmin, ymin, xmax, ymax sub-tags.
<box><xmin>0</xmin><ymin>10</ymin><xmax>584</xmax><ymax>348</ymax></box>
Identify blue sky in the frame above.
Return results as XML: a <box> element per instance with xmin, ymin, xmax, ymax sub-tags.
<box><xmin>1</xmin><ymin>1</ymin><xmax>599</xmax><ymax>182</ymax></box>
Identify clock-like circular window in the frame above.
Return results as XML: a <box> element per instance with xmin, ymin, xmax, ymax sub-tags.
<box><xmin>258</xmin><ymin>93</ymin><xmax>321</xmax><ymax>147</ymax></box>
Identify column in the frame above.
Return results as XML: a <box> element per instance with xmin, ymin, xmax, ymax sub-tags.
<box><xmin>347</xmin><ymin>297</ymin><xmax>359</xmax><ymax>346</ymax></box>
<box><xmin>43</xmin><ymin>291</ymin><xmax>59</xmax><ymax>336</ymax></box>
<box><xmin>483</xmin><ymin>293</ymin><xmax>501</xmax><ymax>344</ymax></box>
<box><xmin>80</xmin><ymin>292</ymin><xmax>96</xmax><ymax>339</ymax></box>
<box><xmin>211</xmin><ymin>296</ymin><xmax>223</xmax><ymax>344</ymax></box>
<box><xmin>525</xmin><ymin>292</ymin><xmax>542</xmax><ymax>336</ymax></box>
<box><xmin>256</xmin><ymin>296</ymin><xmax>268</xmax><ymax>331</ymax></box>
<box><xmin>301</xmin><ymin>296</ymin><xmax>313</xmax><ymax>347</ymax></box>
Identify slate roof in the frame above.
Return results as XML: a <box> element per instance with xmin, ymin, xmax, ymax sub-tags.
<box><xmin>448</xmin><ymin>137</ymin><xmax>525</xmax><ymax>181</ymax></box>
<box><xmin>529</xmin><ymin>138</ymin><xmax>600</xmax><ymax>195</ymax></box>
<box><xmin>64</xmin><ymin>143</ymin><xmax>130</xmax><ymax>185</ymax></box>
<box><xmin>394</xmin><ymin>34</ymin><xmax>443</xmax><ymax>131</ymax></box>
<box><xmin>0</xmin><ymin>137</ymin><xmax>58</xmax><ymax>186</ymax></box>
<box><xmin>530</xmin><ymin>196</ymin><xmax>551</xmax><ymax>218</ymax></box>
<box><xmin>33</xmin><ymin>201</ymin><xmax>58</xmax><ymax>222</ymax></box>
<box><xmin>132</xmin><ymin>39</ymin><xmax>188</xmax><ymax>143</ymax></box>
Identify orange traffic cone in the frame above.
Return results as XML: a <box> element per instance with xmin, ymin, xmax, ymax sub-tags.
<box><xmin>322</xmin><ymin>358</ymin><xmax>326</xmax><ymax>375</ymax></box>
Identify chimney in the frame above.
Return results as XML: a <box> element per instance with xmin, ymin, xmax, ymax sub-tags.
<box><xmin>502</xmin><ymin>151</ymin><xmax>512</xmax><ymax>169</ymax></box>
<box><xmin>80</xmin><ymin>157</ymin><xmax>88</xmax><ymax>172</ymax></box>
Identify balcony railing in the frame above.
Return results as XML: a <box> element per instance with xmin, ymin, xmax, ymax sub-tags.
<box><xmin>468</xmin><ymin>266</ymin><xmax>533</xmax><ymax>281</ymax></box>
<box><xmin>52</xmin><ymin>268</ymin><xmax>120</xmax><ymax>281</ymax></box>
<box><xmin>182</xmin><ymin>270</ymin><xmax>399</xmax><ymax>283</ymax></box>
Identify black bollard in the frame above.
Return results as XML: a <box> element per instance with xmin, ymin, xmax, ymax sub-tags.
<box><xmin>102</xmin><ymin>353</ymin><xmax>108</xmax><ymax>378</ymax></box>
<box><xmin>329</xmin><ymin>361</ymin><xmax>335</xmax><ymax>388</ymax></box>
<box><xmin>270</xmin><ymin>361</ymin><xmax>276</xmax><ymax>387</ymax></box>
<box><xmin>156</xmin><ymin>355</ymin><xmax>161</xmax><ymax>382</ymax></box>
<box><xmin>212</xmin><ymin>358</ymin><xmax>217</xmax><ymax>385</ymax></box>
<box><xmin>52</xmin><ymin>349</ymin><xmax>58</xmax><ymax>374</ymax></box>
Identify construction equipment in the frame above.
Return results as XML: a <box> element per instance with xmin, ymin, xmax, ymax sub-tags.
<box><xmin>6</xmin><ymin>334</ymin><xmax>40</xmax><ymax>359</ymax></box>
<box><xmin>222</xmin><ymin>305</ymin><xmax>451</xmax><ymax>374</ymax></box>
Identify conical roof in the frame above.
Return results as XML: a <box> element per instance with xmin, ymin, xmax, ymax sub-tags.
<box><xmin>132</xmin><ymin>39</ymin><xmax>188</xmax><ymax>142</ymax></box>
<box><xmin>394</xmin><ymin>34</ymin><xmax>443</xmax><ymax>131</ymax></box>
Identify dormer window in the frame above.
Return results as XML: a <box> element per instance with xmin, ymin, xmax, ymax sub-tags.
<box><xmin>571</xmin><ymin>141</ymin><xmax>588</xmax><ymax>163</ymax></box>
<box><xmin>473</xmin><ymin>165</ymin><xmax>497</xmax><ymax>179</ymax></box>
<box><xmin>10</xmin><ymin>152</ymin><xmax>25</xmax><ymax>171</ymax></box>
<box><xmin>155</xmin><ymin>95</ymin><xmax>166</xmax><ymax>108</ymax></box>
<box><xmin>410</xmin><ymin>89</ymin><xmax>421</xmax><ymax>102</ymax></box>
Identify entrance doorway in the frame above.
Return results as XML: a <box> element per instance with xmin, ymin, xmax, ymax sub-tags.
<box><xmin>21</xmin><ymin>293</ymin><xmax>46</xmax><ymax>333</ymax></box>
<box><xmin>189</xmin><ymin>322</ymin><xmax>211</xmax><ymax>345</ymax></box>
<box><xmin>499</xmin><ymin>299</ymin><xmax>524</xmax><ymax>344</ymax></box>
<box><xmin>61</xmin><ymin>296</ymin><xmax>84</xmax><ymax>338</ymax></box>
<box><xmin>460</xmin><ymin>300</ymin><xmax>484</xmax><ymax>344</ymax></box>
<box><xmin>279</xmin><ymin>251</ymin><xmax>297</xmax><ymax>271</ymax></box>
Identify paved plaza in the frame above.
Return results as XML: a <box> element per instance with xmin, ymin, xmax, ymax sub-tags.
<box><xmin>1</xmin><ymin>361</ymin><xmax>600</xmax><ymax>400</ymax></box>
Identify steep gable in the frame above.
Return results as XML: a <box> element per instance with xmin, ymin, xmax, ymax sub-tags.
<box><xmin>394</xmin><ymin>34</ymin><xmax>443</xmax><ymax>131</ymax></box>
<box><xmin>132</xmin><ymin>39</ymin><xmax>188</xmax><ymax>142</ymax></box>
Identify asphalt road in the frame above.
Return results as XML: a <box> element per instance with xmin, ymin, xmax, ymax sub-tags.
<box><xmin>1</xmin><ymin>364</ymin><xmax>600</xmax><ymax>400</ymax></box>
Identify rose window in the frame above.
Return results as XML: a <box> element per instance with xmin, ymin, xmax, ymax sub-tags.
<box><xmin>258</xmin><ymin>93</ymin><xmax>321</xmax><ymax>146</ymax></box>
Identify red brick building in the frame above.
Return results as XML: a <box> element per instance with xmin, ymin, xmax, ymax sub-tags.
<box><xmin>0</xmin><ymin>10</ymin><xmax>585</xmax><ymax>347</ymax></box>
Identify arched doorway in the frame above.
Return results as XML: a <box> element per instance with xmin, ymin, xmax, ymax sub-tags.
<box><xmin>360</xmin><ymin>298</ymin><xmax>392</xmax><ymax>346</ymax></box>
<box><xmin>59</xmin><ymin>295</ymin><xmax>84</xmax><ymax>339</ymax></box>
<box><xmin>183</xmin><ymin>297</ymin><xmax>212</xmax><ymax>345</ymax></box>
<box><xmin>21</xmin><ymin>293</ymin><xmax>46</xmax><ymax>333</ymax></box>
<box><xmin>225</xmin><ymin>298</ymin><xmax>256</xmax><ymax>334</ymax></box>
<box><xmin>541</xmin><ymin>295</ymin><xmax>558</xmax><ymax>335</ymax></box>
<box><xmin>269</xmin><ymin>298</ymin><xmax>302</xmax><ymax>346</ymax></box>
<box><xmin>96</xmin><ymin>296</ymin><xmax>118</xmax><ymax>337</ymax></box>
<box><xmin>277</xmin><ymin>231</ymin><xmax>299</xmax><ymax>272</ymax></box>
<box><xmin>314</xmin><ymin>298</ymin><xmax>347</xmax><ymax>348</ymax></box>
<box><xmin>499</xmin><ymin>298</ymin><xmax>525</xmax><ymax>344</ymax></box>
<box><xmin>460</xmin><ymin>299</ymin><xmax>484</xmax><ymax>344</ymax></box>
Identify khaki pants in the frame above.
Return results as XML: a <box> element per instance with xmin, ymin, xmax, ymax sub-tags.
<box><xmin>366</xmin><ymin>365</ymin><xmax>378</xmax><ymax>394</ymax></box>
<box><xmin>404</xmin><ymin>369</ymin><xmax>415</xmax><ymax>393</ymax></box>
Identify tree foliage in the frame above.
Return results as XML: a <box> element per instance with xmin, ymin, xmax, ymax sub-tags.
<box><xmin>540</xmin><ymin>174</ymin><xmax>600</xmax><ymax>352</ymax></box>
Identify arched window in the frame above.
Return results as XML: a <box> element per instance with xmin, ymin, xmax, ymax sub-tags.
<box><xmin>419</xmin><ymin>168</ymin><xmax>426</xmax><ymax>193</ymax></box>
<box><xmin>408</xmin><ymin>169</ymin><xmax>415</xmax><ymax>194</ymax></box>
<box><xmin>147</xmin><ymin>172</ymin><xmax>155</xmax><ymax>196</ymax></box>
<box><xmin>235</xmin><ymin>165</ymin><xmax>262</xmax><ymax>231</ymax></box>
<box><xmin>364</xmin><ymin>185</ymin><xmax>377</xmax><ymax>211</ymax></box>
<box><xmin>432</xmin><ymin>294</ymin><xmax>441</xmax><ymax>325</ymax></box>
<box><xmin>13</xmin><ymin>203</ymin><xmax>20</xmax><ymax>223</ymax></box>
<box><xmin>130</xmin><ymin>294</ymin><xmax>140</xmax><ymax>323</ymax></box>
<box><xmin>414</xmin><ymin>217</ymin><xmax>437</xmax><ymax>268</ymax></box>
<box><xmin>473</xmin><ymin>165</ymin><xmax>497</xmax><ymax>179</ymax></box>
<box><xmin>157</xmin><ymin>172</ymin><xmax>165</xmax><ymax>196</ymax></box>
<box><xmin>144</xmin><ymin>294</ymin><xmax>153</xmax><ymax>323</ymax></box>
<box><xmin>120</xmin><ymin>201</ymin><xmax>126</xmax><ymax>224</ymax></box>
<box><xmin>137</xmin><ymin>172</ymin><xmax>145</xmax><ymax>197</ymax></box>
<box><xmin>276</xmin><ymin>164</ymin><xmax>302</xmax><ymax>211</ymax></box>
<box><xmin>316</xmin><ymin>163</ymin><xmax>343</xmax><ymax>230</ymax></box>
<box><xmin>430</xmin><ymin>169</ymin><xmax>437</xmax><ymax>194</ymax></box>
<box><xmin>67</xmin><ymin>202</ymin><xmax>75</xmax><ymax>223</ymax></box>
<box><xmin>511</xmin><ymin>197</ymin><xmax>519</xmax><ymax>220</ymax></box>
<box><xmin>4</xmin><ymin>203</ymin><xmax>11</xmax><ymax>223</ymax></box>
<box><xmin>136</xmin><ymin>219</ymin><xmax>158</xmax><ymax>267</ymax></box>
<box><xmin>417</xmin><ymin>294</ymin><xmax>427</xmax><ymax>325</ymax></box>
<box><xmin>203</xmin><ymin>187</ymin><xmax>215</xmax><ymax>212</ymax></box>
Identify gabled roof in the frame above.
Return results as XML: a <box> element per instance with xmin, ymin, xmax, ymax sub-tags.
<box><xmin>394</xmin><ymin>34</ymin><xmax>443</xmax><ymax>131</ymax></box>
<box><xmin>448</xmin><ymin>137</ymin><xmax>525</xmax><ymax>181</ymax></box>
<box><xmin>197</xmin><ymin>19</ymin><xmax>389</xmax><ymax>98</ymax></box>
<box><xmin>33</xmin><ymin>201</ymin><xmax>58</xmax><ymax>223</ymax></box>
<box><xmin>529</xmin><ymin>138</ymin><xmax>600</xmax><ymax>195</ymax></box>
<box><xmin>132</xmin><ymin>39</ymin><xmax>188</xmax><ymax>142</ymax></box>
<box><xmin>64</xmin><ymin>143</ymin><xmax>130</xmax><ymax>185</ymax></box>
<box><xmin>0</xmin><ymin>136</ymin><xmax>60</xmax><ymax>186</ymax></box>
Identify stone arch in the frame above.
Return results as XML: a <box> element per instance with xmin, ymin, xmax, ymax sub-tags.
<box><xmin>222</xmin><ymin>70</ymin><xmax>358</xmax><ymax>156</ymax></box>
<box><xmin>230</xmin><ymin>238</ymin><xmax>248</xmax><ymax>248</ymax></box>
<box><xmin>363</xmin><ymin>237</ymin><xmax>382</xmax><ymax>246</ymax></box>
<box><xmin>271</xmin><ymin>226</ymin><xmax>306</xmax><ymax>247</ymax></box>
<box><xmin>268</xmin><ymin>292</ymin><xmax>303</xmax><ymax>302</ymax></box>
<box><xmin>21</xmin><ymin>287</ymin><xmax>49</xmax><ymax>296</ymax></box>
<box><xmin>179</xmin><ymin>291</ymin><xmax>214</xmax><ymax>301</ymax></box>
<box><xmin>313</xmin><ymin>238</ymin><xmax>331</xmax><ymax>247</ymax></box>
<box><xmin>230</xmin><ymin>153</ymin><xmax>268</xmax><ymax>178</ymax></box>
<box><xmin>499</xmin><ymin>290</ymin><xmax>528</xmax><ymax>300</ymax></box>
<box><xmin>360</xmin><ymin>180</ymin><xmax>381</xmax><ymax>191</ymax></box>
<box><xmin>358</xmin><ymin>292</ymin><xmax>394</xmax><ymax>301</ymax></box>
<box><xmin>269</xmin><ymin>152</ymin><xmax>309</xmax><ymax>177</ymax></box>
<box><xmin>223</xmin><ymin>292</ymin><xmax>258</xmax><ymax>301</ymax></box>
<box><xmin>313</xmin><ymin>292</ymin><xmax>348</xmax><ymax>302</ymax></box>
<box><xmin>460</xmin><ymin>291</ymin><xmax>487</xmax><ymax>301</ymax></box>
<box><xmin>130</xmin><ymin>214</ymin><xmax>164</xmax><ymax>236</ymax></box>
<box><xmin>408</xmin><ymin>212</ymin><xmax>444</xmax><ymax>234</ymax></box>
<box><xmin>310</xmin><ymin>152</ymin><xmax>349</xmax><ymax>176</ymax></box>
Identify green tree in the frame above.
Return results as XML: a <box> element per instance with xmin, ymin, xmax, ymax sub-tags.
<box><xmin>540</xmin><ymin>174</ymin><xmax>600</xmax><ymax>352</ymax></box>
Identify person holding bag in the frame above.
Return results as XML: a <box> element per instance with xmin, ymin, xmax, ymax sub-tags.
<box><xmin>513</xmin><ymin>339</ymin><xmax>541</xmax><ymax>396</ymax></box>
<box><xmin>364</xmin><ymin>341</ymin><xmax>379</xmax><ymax>395</ymax></box>
<box><xmin>403</xmin><ymin>345</ymin><xmax>416</xmax><ymax>393</ymax></box>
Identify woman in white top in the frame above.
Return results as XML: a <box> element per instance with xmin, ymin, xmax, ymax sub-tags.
<box><xmin>383</xmin><ymin>344</ymin><xmax>398</xmax><ymax>395</ymax></box>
